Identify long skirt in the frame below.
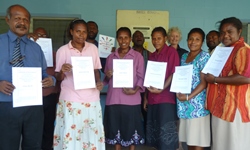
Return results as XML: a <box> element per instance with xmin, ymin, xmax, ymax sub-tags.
<box><xmin>146</xmin><ymin>103</ymin><xmax>179</xmax><ymax>150</ymax></box>
<box><xmin>179</xmin><ymin>114</ymin><xmax>211</xmax><ymax>147</ymax></box>
<box><xmin>211</xmin><ymin>110</ymin><xmax>250</xmax><ymax>150</ymax></box>
<box><xmin>104</xmin><ymin>104</ymin><xmax>145</xmax><ymax>147</ymax></box>
<box><xmin>53</xmin><ymin>99</ymin><xmax>105</xmax><ymax>150</ymax></box>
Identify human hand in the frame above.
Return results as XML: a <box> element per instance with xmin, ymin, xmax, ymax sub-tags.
<box><xmin>111</xmin><ymin>47</ymin><xmax>116</xmax><ymax>52</ymax></box>
<box><xmin>122</xmin><ymin>88</ymin><xmax>136</xmax><ymax>95</ymax></box>
<box><xmin>176</xmin><ymin>93</ymin><xmax>188</xmax><ymax>102</ymax></box>
<box><xmin>61</xmin><ymin>63</ymin><xmax>72</xmax><ymax>73</ymax></box>
<box><xmin>42</xmin><ymin>76</ymin><xmax>54</xmax><ymax>87</ymax></box>
<box><xmin>147</xmin><ymin>86</ymin><xmax>163</xmax><ymax>94</ymax></box>
<box><xmin>205</xmin><ymin>73</ymin><xmax>215</xmax><ymax>83</ymax></box>
<box><xmin>0</xmin><ymin>81</ymin><xmax>15</xmax><ymax>95</ymax></box>
<box><xmin>105</xmin><ymin>70</ymin><xmax>113</xmax><ymax>79</ymax></box>
<box><xmin>27</xmin><ymin>33</ymin><xmax>39</xmax><ymax>41</ymax></box>
<box><xmin>96</xmin><ymin>81</ymin><xmax>103</xmax><ymax>91</ymax></box>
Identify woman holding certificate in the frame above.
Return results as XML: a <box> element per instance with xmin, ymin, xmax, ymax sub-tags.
<box><xmin>176</xmin><ymin>28</ymin><xmax>210</xmax><ymax>150</ymax></box>
<box><xmin>144</xmin><ymin>27</ymin><xmax>180</xmax><ymax>150</ymax></box>
<box><xmin>53</xmin><ymin>19</ymin><xmax>105</xmax><ymax>150</ymax></box>
<box><xmin>103</xmin><ymin>27</ymin><xmax>145</xmax><ymax>150</ymax></box>
<box><xmin>205</xmin><ymin>17</ymin><xmax>250</xmax><ymax>150</ymax></box>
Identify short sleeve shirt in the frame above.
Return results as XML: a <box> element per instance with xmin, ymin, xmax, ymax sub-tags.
<box><xmin>55</xmin><ymin>41</ymin><xmax>101</xmax><ymax>102</ymax></box>
<box><xmin>177</xmin><ymin>51</ymin><xmax>210</xmax><ymax>119</ymax></box>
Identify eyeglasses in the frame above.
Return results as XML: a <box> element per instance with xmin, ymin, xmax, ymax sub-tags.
<box><xmin>9</xmin><ymin>55</ymin><xmax>25</xmax><ymax>65</ymax></box>
<box><xmin>37</xmin><ymin>33</ymin><xmax>47</xmax><ymax>38</ymax></box>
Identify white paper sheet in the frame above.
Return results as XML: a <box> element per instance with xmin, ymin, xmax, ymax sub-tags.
<box><xmin>170</xmin><ymin>65</ymin><xmax>193</xmax><ymax>94</ymax></box>
<box><xmin>71</xmin><ymin>56</ymin><xmax>96</xmax><ymax>90</ymax></box>
<box><xmin>202</xmin><ymin>46</ymin><xmax>234</xmax><ymax>77</ymax></box>
<box><xmin>98</xmin><ymin>34</ymin><xmax>115</xmax><ymax>58</ymax></box>
<box><xmin>113</xmin><ymin>59</ymin><xmax>133</xmax><ymax>88</ymax></box>
<box><xmin>143</xmin><ymin>60</ymin><xmax>167</xmax><ymax>89</ymax></box>
<box><xmin>35</xmin><ymin>38</ymin><xmax>53</xmax><ymax>67</ymax></box>
<box><xmin>12</xmin><ymin>67</ymin><xmax>42</xmax><ymax>107</ymax></box>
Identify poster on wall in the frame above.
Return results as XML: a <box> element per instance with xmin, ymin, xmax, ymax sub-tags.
<box><xmin>117</xmin><ymin>10</ymin><xmax>169</xmax><ymax>52</ymax></box>
<box><xmin>98</xmin><ymin>34</ymin><xmax>115</xmax><ymax>58</ymax></box>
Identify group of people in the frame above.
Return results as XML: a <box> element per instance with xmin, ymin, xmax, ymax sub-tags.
<box><xmin>1</xmin><ymin>4</ymin><xmax>250</xmax><ymax>150</ymax></box>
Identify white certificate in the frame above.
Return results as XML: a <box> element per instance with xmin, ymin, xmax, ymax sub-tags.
<box><xmin>143</xmin><ymin>60</ymin><xmax>167</xmax><ymax>89</ymax></box>
<box><xmin>71</xmin><ymin>56</ymin><xmax>96</xmax><ymax>90</ymax></box>
<box><xmin>35</xmin><ymin>38</ymin><xmax>53</xmax><ymax>67</ymax></box>
<box><xmin>113</xmin><ymin>59</ymin><xmax>133</xmax><ymax>88</ymax></box>
<box><xmin>170</xmin><ymin>65</ymin><xmax>193</xmax><ymax>94</ymax></box>
<box><xmin>12</xmin><ymin>67</ymin><xmax>42</xmax><ymax>107</ymax></box>
<box><xmin>98</xmin><ymin>34</ymin><xmax>115</xmax><ymax>58</ymax></box>
<box><xmin>202</xmin><ymin>46</ymin><xmax>233</xmax><ymax>77</ymax></box>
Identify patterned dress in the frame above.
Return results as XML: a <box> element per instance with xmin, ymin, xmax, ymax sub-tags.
<box><xmin>177</xmin><ymin>51</ymin><xmax>210</xmax><ymax>119</ymax></box>
<box><xmin>146</xmin><ymin>44</ymin><xmax>180</xmax><ymax>150</ymax></box>
<box><xmin>176</xmin><ymin>50</ymin><xmax>211</xmax><ymax>147</ymax></box>
<box><xmin>54</xmin><ymin>100</ymin><xmax>105</xmax><ymax>150</ymax></box>
<box><xmin>53</xmin><ymin>41</ymin><xmax>105</xmax><ymax>150</ymax></box>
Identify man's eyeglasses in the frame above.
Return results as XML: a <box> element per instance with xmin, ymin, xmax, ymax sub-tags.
<box><xmin>9</xmin><ymin>55</ymin><xmax>25</xmax><ymax>65</ymax></box>
<box><xmin>37</xmin><ymin>33</ymin><xmax>47</xmax><ymax>38</ymax></box>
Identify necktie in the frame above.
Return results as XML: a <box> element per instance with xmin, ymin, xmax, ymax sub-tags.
<box><xmin>12</xmin><ymin>37</ymin><xmax>24</xmax><ymax>67</ymax></box>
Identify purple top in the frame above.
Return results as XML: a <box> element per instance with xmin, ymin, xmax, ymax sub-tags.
<box><xmin>104</xmin><ymin>48</ymin><xmax>145</xmax><ymax>105</ymax></box>
<box><xmin>148</xmin><ymin>44</ymin><xmax>180</xmax><ymax>104</ymax></box>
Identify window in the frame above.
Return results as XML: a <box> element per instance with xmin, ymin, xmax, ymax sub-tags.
<box><xmin>241</xmin><ymin>23</ymin><xmax>250</xmax><ymax>45</ymax></box>
<box><xmin>0</xmin><ymin>16</ymin><xmax>79</xmax><ymax>51</ymax></box>
<box><xmin>0</xmin><ymin>17</ymin><xmax>9</xmax><ymax>34</ymax></box>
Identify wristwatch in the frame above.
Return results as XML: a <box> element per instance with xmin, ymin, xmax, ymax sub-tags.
<box><xmin>214</xmin><ymin>77</ymin><xmax>217</xmax><ymax>84</ymax></box>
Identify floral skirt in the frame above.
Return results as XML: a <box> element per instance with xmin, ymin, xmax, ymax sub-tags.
<box><xmin>53</xmin><ymin>100</ymin><xmax>105</xmax><ymax>150</ymax></box>
<box><xmin>104</xmin><ymin>104</ymin><xmax>145</xmax><ymax>147</ymax></box>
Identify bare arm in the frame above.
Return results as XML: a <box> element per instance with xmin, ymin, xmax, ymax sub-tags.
<box><xmin>123</xmin><ymin>86</ymin><xmax>140</xmax><ymax>95</ymax></box>
<box><xmin>164</xmin><ymin>74</ymin><xmax>173</xmax><ymax>89</ymax></box>
<box><xmin>55</xmin><ymin>71</ymin><xmax>64</xmax><ymax>81</ymax></box>
<box><xmin>0</xmin><ymin>81</ymin><xmax>15</xmax><ymax>95</ymax></box>
<box><xmin>205</xmin><ymin>46</ymin><xmax>250</xmax><ymax>85</ymax></box>
<box><xmin>42</xmin><ymin>76</ymin><xmax>54</xmax><ymax>87</ymax></box>
<box><xmin>177</xmin><ymin>72</ymin><xmax>207</xmax><ymax>101</ymax></box>
<box><xmin>55</xmin><ymin>63</ymin><xmax>72</xmax><ymax>81</ymax></box>
<box><xmin>147</xmin><ymin>74</ymin><xmax>173</xmax><ymax>94</ymax></box>
<box><xmin>205</xmin><ymin>73</ymin><xmax>250</xmax><ymax>85</ymax></box>
<box><xmin>94</xmin><ymin>69</ymin><xmax>103</xmax><ymax>91</ymax></box>
<box><xmin>143</xmin><ymin>89</ymin><xmax>148</xmax><ymax>111</ymax></box>
<box><xmin>94</xmin><ymin>69</ymin><xmax>101</xmax><ymax>83</ymax></box>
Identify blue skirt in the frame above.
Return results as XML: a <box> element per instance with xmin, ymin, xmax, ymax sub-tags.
<box><xmin>104</xmin><ymin>104</ymin><xmax>145</xmax><ymax>147</ymax></box>
<box><xmin>146</xmin><ymin>103</ymin><xmax>179</xmax><ymax>150</ymax></box>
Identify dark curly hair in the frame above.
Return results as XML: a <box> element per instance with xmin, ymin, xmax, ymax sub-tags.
<box><xmin>116</xmin><ymin>27</ymin><xmax>131</xmax><ymax>38</ymax></box>
<box><xmin>67</xmin><ymin>19</ymin><xmax>87</xmax><ymax>40</ymax></box>
<box><xmin>187</xmin><ymin>28</ymin><xmax>205</xmax><ymax>42</ymax></box>
<box><xmin>218</xmin><ymin>17</ymin><xmax>242</xmax><ymax>33</ymax></box>
<box><xmin>151</xmin><ymin>27</ymin><xmax>167</xmax><ymax>37</ymax></box>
